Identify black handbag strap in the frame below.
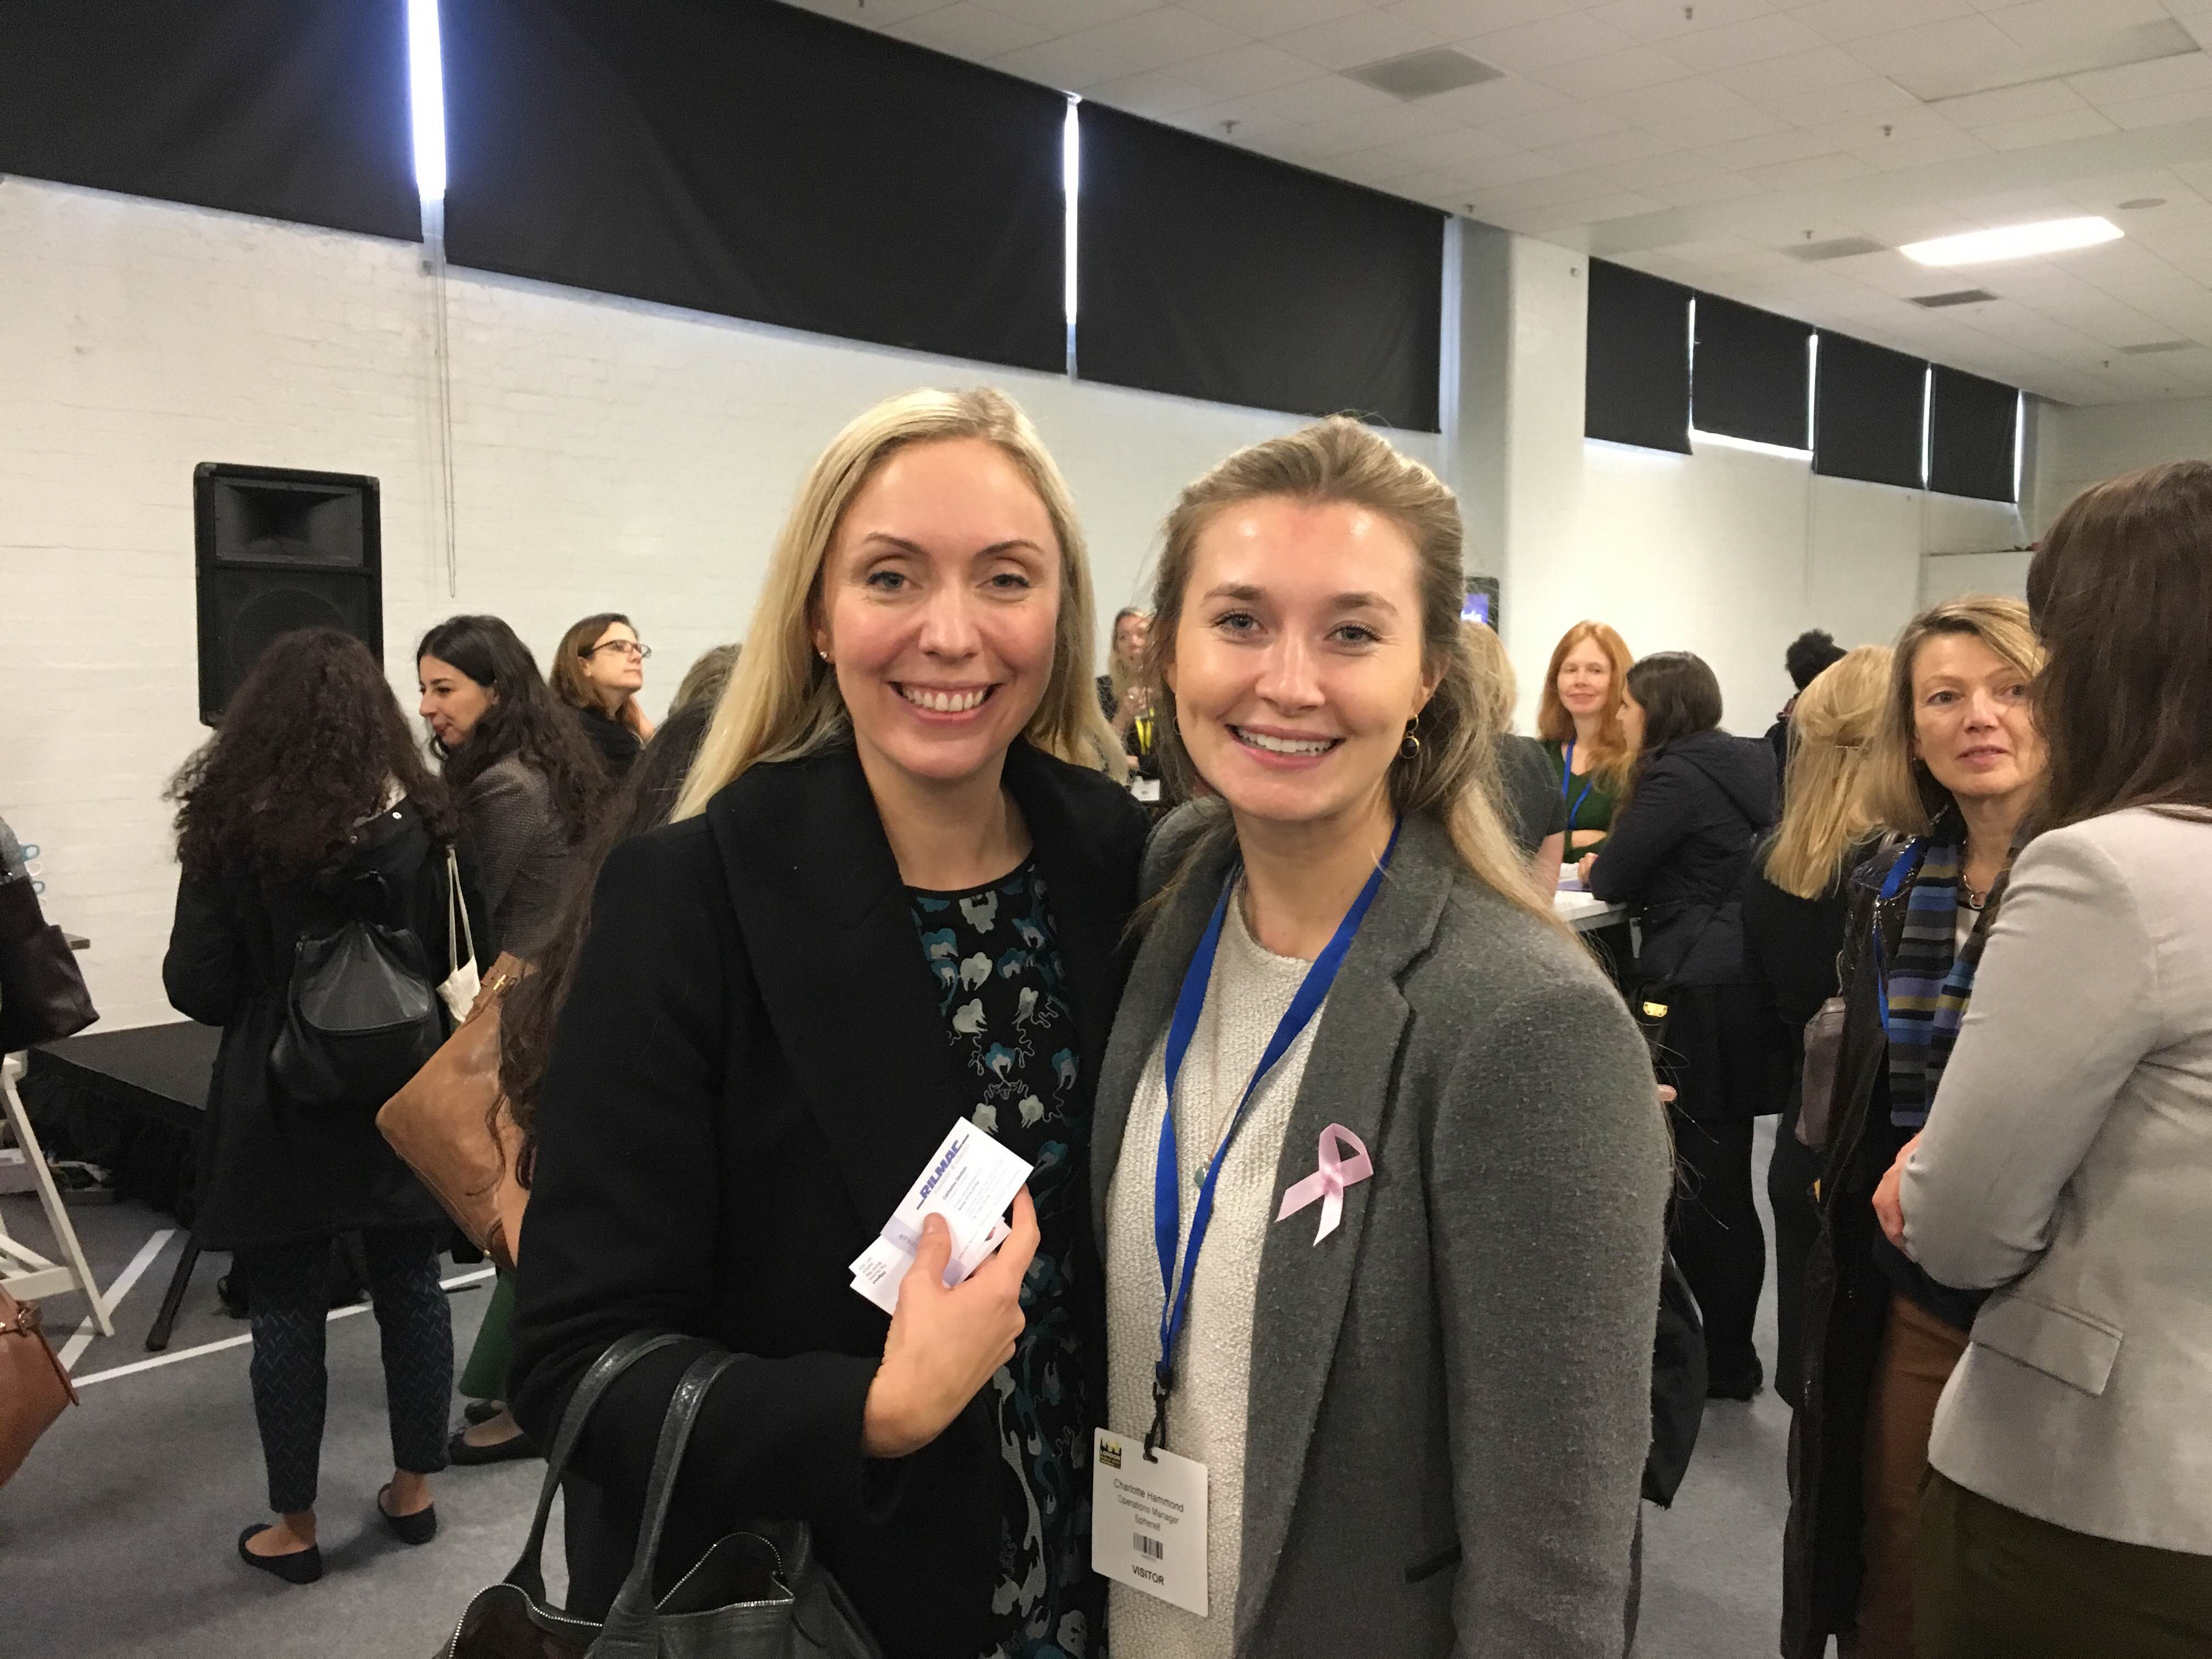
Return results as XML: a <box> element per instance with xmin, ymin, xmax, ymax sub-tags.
<box><xmin>505</xmin><ymin>1329</ymin><xmax>689</xmax><ymax>1601</ymax></box>
<box><xmin>595</xmin><ymin>1350</ymin><xmax>744</xmax><ymax>1643</ymax></box>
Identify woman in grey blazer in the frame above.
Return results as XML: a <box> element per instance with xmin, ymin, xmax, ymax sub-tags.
<box><xmin>1091</xmin><ymin>420</ymin><xmax>1671</xmax><ymax>1658</ymax></box>
<box><xmin>1889</xmin><ymin>461</ymin><xmax>2212</xmax><ymax>1656</ymax></box>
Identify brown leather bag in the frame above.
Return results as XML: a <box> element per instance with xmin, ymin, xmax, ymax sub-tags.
<box><xmin>1</xmin><ymin>1284</ymin><xmax>77</xmax><ymax>1487</ymax></box>
<box><xmin>377</xmin><ymin>953</ymin><xmax>531</xmax><ymax>1270</ymax></box>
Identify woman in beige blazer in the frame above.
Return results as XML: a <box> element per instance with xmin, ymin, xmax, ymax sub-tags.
<box><xmin>1889</xmin><ymin>460</ymin><xmax>2212</xmax><ymax>1656</ymax></box>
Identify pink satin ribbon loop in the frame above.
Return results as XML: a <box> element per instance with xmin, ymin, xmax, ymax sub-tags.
<box><xmin>1275</xmin><ymin>1123</ymin><xmax>1374</xmax><ymax>1244</ymax></box>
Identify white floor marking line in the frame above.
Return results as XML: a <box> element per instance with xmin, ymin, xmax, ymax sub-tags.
<box><xmin>58</xmin><ymin>1228</ymin><xmax>177</xmax><ymax>1372</ymax></box>
<box><xmin>70</xmin><ymin>1265</ymin><xmax>496</xmax><ymax>1389</ymax></box>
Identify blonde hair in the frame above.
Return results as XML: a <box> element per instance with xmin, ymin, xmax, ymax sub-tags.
<box><xmin>1765</xmin><ymin>645</ymin><xmax>1892</xmax><ymax>898</ymax></box>
<box><xmin>1866</xmin><ymin>596</ymin><xmax>2045</xmax><ymax>835</ymax></box>
<box><xmin>1107</xmin><ymin>607</ymin><xmax>1147</xmax><ymax>711</ymax></box>
<box><xmin>673</xmin><ymin>388</ymin><xmax>1121</xmax><ymax>820</ymax></box>
<box><xmin>1143</xmin><ymin>417</ymin><xmax>1557</xmax><ymax>929</ymax></box>
<box><xmin>1460</xmin><ymin>619</ymin><xmax>1516</xmax><ymax>740</ymax></box>
<box><xmin>1536</xmin><ymin>621</ymin><xmax>1636</xmax><ymax>787</ymax></box>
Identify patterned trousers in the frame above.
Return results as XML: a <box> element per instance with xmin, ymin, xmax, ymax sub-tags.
<box><xmin>238</xmin><ymin>1223</ymin><xmax>454</xmax><ymax>1514</ymax></box>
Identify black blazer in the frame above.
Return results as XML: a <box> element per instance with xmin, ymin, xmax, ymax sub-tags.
<box><xmin>509</xmin><ymin>739</ymin><xmax>1147</xmax><ymax>1656</ymax></box>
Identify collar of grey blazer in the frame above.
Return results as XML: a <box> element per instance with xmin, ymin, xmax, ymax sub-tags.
<box><xmin>1090</xmin><ymin>806</ymin><xmax>1458</xmax><ymax>1642</ymax></box>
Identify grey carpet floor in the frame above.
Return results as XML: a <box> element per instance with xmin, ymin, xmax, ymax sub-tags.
<box><xmin>2</xmin><ymin>1121</ymin><xmax>1807</xmax><ymax>1656</ymax></box>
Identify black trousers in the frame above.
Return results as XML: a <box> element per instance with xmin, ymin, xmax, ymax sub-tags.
<box><xmin>1658</xmin><ymin>982</ymin><xmax>1781</xmax><ymax>1393</ymax></box>
<box><xmin>238</xmin><ymin>1222</ymin><xmax>453</xmax><ymax>1514</ymax></box>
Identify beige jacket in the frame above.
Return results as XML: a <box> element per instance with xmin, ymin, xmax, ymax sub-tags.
<box><xmin>1904</xmin><ymin>807</ymin><xmax>2212</xmax><ymax>1554</ymax></box>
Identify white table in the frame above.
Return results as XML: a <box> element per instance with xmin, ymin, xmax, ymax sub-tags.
<box><xmin>1555</xmin><ymin>889</ymin><xmax>1627</xmax><ymax>933</ymax></box>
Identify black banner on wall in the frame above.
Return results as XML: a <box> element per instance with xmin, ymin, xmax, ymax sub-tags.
<box><xmin>1928</xmin><ymin>366</ymin><xmax>2019</xmax><ymax>502</ymax></box>
<box><xmin>1585</xmin><ymin>260</ymin><xmax>1691</xmax><ymax>454</ymax></box>
<box><xmin>440</xmin><ymin>0</ymin><xmax>1068</xmax><ymax>374</ymax></box>
<box><xmin>1814</xmin><ymin>333</ymin><xmax>1927</xmax><ymax>490</ymax></box>
<box><xmin>1693</xmin><ymin>294</ymin><xmax>1812</xmax><ymax>450</ymax></box>
<box><xmin>1075</xmin><ymin>104</ymin><xmax>1444</xmax><ymax>432</ymax></box>
<box><xmin>0</xmin><ymin>0</ymin><xmax>420</xmax><ymax>241</ymax></box>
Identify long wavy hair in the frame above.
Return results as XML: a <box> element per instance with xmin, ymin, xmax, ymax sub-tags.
<box><xmin>496</xmin><ymin>699</ymin><xmax>715</xmax><ymax>1183</ymax></box>
<box><xmin>415</xmin><ymin>615</ymin><xmax>606</xmax><ymax>842</ymax></box>
<box><xmin>548</xmin><ymin>611</ymin><xmax>638</xmax><ymax>716</ymax></box>
<box><xmin>1142</xmin><ymin>417</ymin><xmax>1558</xmax><ymax>930</ymax></box>
<box><xmin>672</xmin><ymin>388</ymin><xmax>1121</xmax><ymax>821</ymax></box>
<box><xmin>1107</xmin><ymin>606</ymin><xmax>1148</xmax><ymax>710</ymax></box>
<box><xmin>1536</xmin><ymin>620</ymin><xmax>1637</xmax><ymax>787</ymax></box>
<box><xmin>1764</xmin><ymin>645</ymin><xmax>1892</xmax><ymax>899</ymax></box>
<box><xmin>2029</xmin><ymin>460</ymin><xmax>2212</xmax><ymax>832</ymax></box>
<box><xmin>1865</xmin><ymin>597</ymin><xmax>2044</xmax><ymax>836</ymax></box>
<box><xmin>170</xmin><ymin>628</ymin><xmax>457</xmax><ymax>883</ymax></box>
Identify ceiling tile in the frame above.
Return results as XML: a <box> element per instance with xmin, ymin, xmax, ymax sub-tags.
<box><xmin>1526</xmin><ymin>43</ymin><xmax>1696</xmax><ymax>98</ymax></box>
<box><xmin>1272</xmin><ymin>9</ymin><xmax>1443</xmax><ymax>70</ymax></box>
<box><xmin>1443</xmin><ymin>148</ymin><xmax>1581</xmax><ymax>189</ymax></box>
<box><xmin>1802</xmin><ymin>103</ymin><xmax>1962</xmax><ymax>150</ymax></box>
<box><xmin>1525</xmin><ymin>189</ymin><xmax>1669</xmax><ymax>227</ymax></box>
<box><xmin>1974</xmin><ymin>106</ymin><xmax>2122</xmax><ymax>149</ymax></box>
<box><xmin>1293</xmin><ymin>99</ymin><xmax>1471</xmax><ymax>155</ymax></box>
<box><xmin>1919</xmin><ymin>77</ymin><xmax>2090</xmax><ymax>128</ymax></box>
<box><xmin>1645</xmin><ymin>101</ymin><xmax>1791</xmax><ymax>150</ymax></box>
<box><xmin>783</xmin><ymin>0</ymin><xmax>956</xmax><ymax>24</ymax></box>
<box><xmin>1600</xmin><ymin>149</ymin><xmax>1725</xmax><ymax>189</ymax></box>
<box><xmin>1458</xmin><ymin>13</ymin><xmax>1643</xmax><ymax>72</ymax></box>
<box><xmin>1172</xmin><ymin>87</ymin><xmax>1307</xmax><ymax>137</ymax></box>
<box><xmin>1596</xmin><ymin>72</ymin><xmax>1756</xmax><ymax>127</ymax></box>
<box><xmin>1589</xmin><ymin>0</ymin><xmax>1785</xmax><ymax>45</ymax></box>
<box><xmin>1077</xmin><ymin>66</ymin><xmax>1218</xmax><ymax>116</ymax></box>
<box><xmin>1168</xmin><ymin>40</ymin><xmax>1319</xmax><ymax>95</ymax></box>
<box><xmin>1746</xmin><ymin>74</ymin><xmax>1923</xmax><ymax>123</ymax></box>
<box><xmin>1056</xmin><ymin>7</ymin><xmax>1253</xmax><ymax>74</ymax></box>
<box><xmin>2065</xmin><ymin>40</ymin><xmax>2212</xmax><ymax>104</ymax></box>
<box><xmin>968</xmin><ymin>0</ymin><xmax>1160</xmax><ymax>32</ymax></box>
<box><xmin>1666</xmin><ymin>12</ymin><xmax>1830</xmax><ymax>69</ymax></box>
<box><xmin>1743</xmin><ymin>151</ymin><xmax>1879</xmax><ymax>187</ymax></box>
<box><xmin>1413</xmin><ymin>72</ymin><xmax>1575</xmax><ymax>121</ymax></box>
<box><xmin>1693</xmin><ymin>125</ymin><xmax>1842</xmax><ymax>171</ymax></box>
<box><xmin>990</xmin><ymin>36</ymin><xmax>1142</xmax><ymax>87</ymax></box>
<box><xmin>1791</xmin><ymin>0</ymin><xmax>1977</xmax><ymax>44</ymax></box>
<box><xmin>1385</xmin><ymin>0</ymin><xmax>1588</xmax><ymax>35</ymax></box>
<box><xmin>1848</xmin><ymin>14</ymin><xmax>2017</xmax><ymax>80</ymax></box>
<box><xmin>1246</xmin><ymin>73</ymin><xmax>1400</xmax><ymax>122</ymax></box>
<box><xmin>1644</xmin><ymin>170</ymin><xmax>1771</xmax><ymax>205</ymax></box>
<box><xmin>2106</xmin><ymin>88</ymin><xmax>2212</xmax><ymax>128</ymax></box>
<box><xmin>1479</xmin><ymin>101</ymin><xmax>1629</xmax><ymax>148</ymax></box>
<box><xmin>1709</xmin><ymin>42</ymin><xmax>1871</xmax><ymax>97</ymax></box>
<box><xmin>888</xmin><ymin>3</ymin><xmax>1053</xmax><ymax>57</ymax></box>
<box><xmin>1542</xmin><ymin>127</ymin><xmax>1679</xmax><ymax>168</ymax></box>
<box><xmin>1856</xmin><ymin>128</ymin><xmax>1996</xmax><ymax>171</ymax></box>
<box><xmin>1176</xmin><ymin>0</ymin><xmax>1371</xmax><ymax>37</ymax></box>
<box><xmin>1471</xmin><ymin>169</ymin><xmax>1641</xmax><ymax>213</ymax></box>
<box><xmin>1378</xmin><ymin>125</ymin><xmax>1527</xmax><ymax>172</ymax></box>
<box><xmin>1327</xmin><ymin>149</ymin><xmax>1435</xmax><ymax>188</ymax></box>
<box><xmin>1986</xmin><ymin>0</ymin><xmax>2174</xmax><ymax>49</ymax></box>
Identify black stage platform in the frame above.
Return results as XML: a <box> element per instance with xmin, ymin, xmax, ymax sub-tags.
<box><xmin>27</xmin><ymin>1020</ymin><xmax>218</xmax><ymax>1350</ymax></box>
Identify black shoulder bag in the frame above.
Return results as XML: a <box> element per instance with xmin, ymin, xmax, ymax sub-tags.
<box><xmin>268</xmin><ymin>871</ymin><xmax>445</xmax><ymax>1111</ymax></box>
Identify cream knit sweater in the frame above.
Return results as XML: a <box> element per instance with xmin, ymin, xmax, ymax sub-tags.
<box><xmin>1105</xmin><ymin>887</ymin><xmax>1324</xmax><ymax>1659</ymax></box>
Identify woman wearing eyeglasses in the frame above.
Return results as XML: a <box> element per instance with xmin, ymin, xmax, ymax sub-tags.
<box><xmin>552</xmin><ymin>613</ymin><xmax>657</xmax><ymax>780</ymax></box>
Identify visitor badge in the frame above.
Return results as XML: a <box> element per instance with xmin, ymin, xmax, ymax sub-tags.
<box><xmin>1092</xmin><ymin>1429</ymin><xmax>1208</xmax><ymax>1616</ymax></box>
<box><xmin>1131</xmin><ymin>778</ymin><xmax>1162</xmax><ymax>804</ymax></box>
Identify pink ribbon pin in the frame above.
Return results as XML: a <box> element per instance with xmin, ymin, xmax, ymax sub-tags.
<box><xmin>1276</xmin><ymin>1124</ymin><xmax>1374</xmax><ymax>1244</ymax></box>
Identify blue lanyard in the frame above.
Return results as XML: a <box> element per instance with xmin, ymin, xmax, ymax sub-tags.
<box><xmin>1559</xmin><ymin>742</ymin><xmax>1595</xmax><ymax>829</ymax></box>
<box><xmin>1145</xmin><ymin>820</ymin><xmax>1400</xmax><ymax>1457</ymax></box>
<box><xmin>1870</xmin><ymin>837</ymin><xmax>1926</xmax><ymax>1041</ymax></box>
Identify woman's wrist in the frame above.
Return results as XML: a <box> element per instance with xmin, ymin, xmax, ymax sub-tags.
<box><xmin>861</xmin><ymin>1367</ymin><xmax>923</xmax><ymax>1459</ymax></box>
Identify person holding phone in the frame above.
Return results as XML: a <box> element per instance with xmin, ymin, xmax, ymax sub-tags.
<box><xmin>509</xmin><ymin>388</ymin><xmax>1147</xmax><ymax>1659</ymax></box>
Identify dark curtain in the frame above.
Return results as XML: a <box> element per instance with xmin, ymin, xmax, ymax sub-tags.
<box><xmin>1586</xmin><ymin>260</ymin><xmax>1691</xmax><ymax>454</ymax></box>
<box><xmin>0</xmin><ymin>0</ymin><xmax>419</xmax><ymax>242</ymax></box>
<box><xmin>1075</xmin><ymin>104</ymin><xmax>1443</xmax><ymax>431</ymax></box>
<box><xmin>441</xmin><ymin>0</ymin><xmax>1066</xmax><ymax>374</ymax></box>
<box><xmin>1693</xmin><ymin>294</ymin><xmax>1812</xmax><ymax>450</ymax></box>
<box><xmin>1814</xmin><ymin>333</ymin><xmax>1927</xmax><ymax>489</ymax></box>
<box><xmin>1928</xmin><ymin>366</ymin><xmax>2018</xmax><ymax>502</ymax></box>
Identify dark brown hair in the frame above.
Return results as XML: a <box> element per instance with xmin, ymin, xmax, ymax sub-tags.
<box><xmin>170</xmin><ymin>629</ymin><xmax>458</xmax><ymax>883</ymax></box>
<box><xmin>416</xmin><ymin>614</ymin><xmax>607</xmax><ymax>843</ymax></box>
<box><xmin>497</xmin><ymin>698</ymin><xmax>715</xmax><ymax>1182</ymax></box>
<box><xmin>1625</xmin><ymin>651</ymin><xmax>1723</xmax><ymax>766</ymax></box>
<box><xmin>2028</xmin><ymin>459</ymin><xmax>2212</xmax><ymax>830</ymax></box>
<box><xmin>550</xmin><ymin>612</ymin><xmax>636</xmax><ymax>714</ymax></box>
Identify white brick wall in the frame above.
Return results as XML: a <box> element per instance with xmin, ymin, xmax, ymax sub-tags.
<box><xmin>0</xmin><ymin>176</ymin><xmax>1438</xmax><ymax>1031</ymax></box>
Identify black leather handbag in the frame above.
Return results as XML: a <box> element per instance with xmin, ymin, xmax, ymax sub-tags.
<box><xmin>442</xmin><ymin>1331</ymin><xmax>885</xmax><ymax>1659</ymax></box>
<box><xmin>269</xmin><ymin>887</ymin><xmax>444</xmax><ymax>1111</ymax></box>
<box><xmin>0</xmin><ymin>876</ymin><xmax>97</xmax><ymax>1052</ymax></box>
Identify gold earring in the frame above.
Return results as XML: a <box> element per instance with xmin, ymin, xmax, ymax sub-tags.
<box><xmin>1400</xmin><ymin>720</ymin><xmax>1421</xmax><ymax>759</ymax></box>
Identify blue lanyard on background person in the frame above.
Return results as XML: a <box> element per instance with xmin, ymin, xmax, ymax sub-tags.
<box><xmin>1870</xmin><ymin>837</ymin><xmax>1926</xmax><ymax>1040</ymax></box>
<box><xmin>1559</xmin><ymin>742</ymin><xmax>1595</xmax><ymax>830</ymax></box>
<box><xmin>1145</xmin><ymin>819</ymin><xmax>1401</xmax><ymax>1459</ymax></box>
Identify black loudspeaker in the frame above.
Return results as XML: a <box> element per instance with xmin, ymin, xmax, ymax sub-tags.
<box><xmin>194</xmin><ymin>463</ymin><xmax>382</xmax><ymax>725</ymax></box>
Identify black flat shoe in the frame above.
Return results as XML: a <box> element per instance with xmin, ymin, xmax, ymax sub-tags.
<box><xmin>1707</xmin><ymin>1362</ymin><xmax>1766</xmax><ymax>1402</ymax></box>
<box><xmin>237</xmin><ymin>1524</ymin><xmax>323</xmax><ymax>1585</ymax></box>
<box><xmin>377</xmin><ymin>1484</ymin><xmax>438</xmax><ymax>1546</ymax></box>
<box><xmin>461</xmin><ymin>1398</ymin><xmax>504</xmax><ymax>1426</ymax></box>
<box><xmin>445</xmin><ymin>1426</ymin><xmax>540</xmax><ymax>1466</ymax></box>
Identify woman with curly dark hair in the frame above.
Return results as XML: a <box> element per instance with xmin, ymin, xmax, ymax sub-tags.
<box><xmin>415</xmin><ymin>614</ymin><xmax>602</xmax><ymax>1464</ymax></box>
<box><xmin>162</xmin><ymin>628</ymin><xmax>489</xmax><ymax>1585</ymax></box>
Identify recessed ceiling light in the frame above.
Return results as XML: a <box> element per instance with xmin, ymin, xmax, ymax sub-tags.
<box><xmin>1900</xmin><ymin>216</ymin><xmax>2121</xmax><ymax>267</ymax></box>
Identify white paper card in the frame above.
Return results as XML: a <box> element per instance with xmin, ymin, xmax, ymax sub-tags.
<box><xmin>1131</xmin><ymin>778</ymin><xmax>1162</xmax><ymax>804</ymax></box>
<box><xmin>848</xmin><ymin>1120</ymin><xmax>1031</xmax><ymax>1314</ymax></box>
<box><xmin>1092</xmin><ymin>1429</ymin><xmax>1208</xmax><ymax>1617</ymax></box>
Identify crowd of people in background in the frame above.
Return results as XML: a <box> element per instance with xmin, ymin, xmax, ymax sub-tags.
<box><xmin>150</xmin><ymin>384</ymin><xmax>2211</xmax><ymax>1658</ymax></box>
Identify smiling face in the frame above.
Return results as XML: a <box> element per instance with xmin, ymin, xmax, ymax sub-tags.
<box><xmin>580</xmin><ymin>620</ymin><xmax>645</xmax><ymax>703</ymax></box>
<box><xmin>1168</xmin><ymin>495</ymin><xmax>1435</xmax><ymax>833</ymax></box>
<box><xmin>811</xmin><ymin>437</ymin><xmax>1061</xmax><ymax>792</ymax></box>
<box><xmin>417</xmin><ymin>654</ymin><xmax>494</xmax><ymax>749</ymax></box>
<box><xmin>1113</xmin><ymin>611</ymin><xmax>1149</xmax><ymax>673</ymax></box>
<box><xmin>1909</xmin><ymin>631</ymin><xmax>2043</xmax><ymax>806</ymax></box>
<box><xmin>1556</xmin><ymin>637</ymin><xmax>1614</xmax><ymax>721</ymax></box>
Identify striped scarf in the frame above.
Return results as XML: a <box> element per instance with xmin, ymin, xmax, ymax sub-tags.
<box><xmin>1882</xmin><ymin>826</ymin><xmax>2004</xmax><ymax>1131</ymax></box>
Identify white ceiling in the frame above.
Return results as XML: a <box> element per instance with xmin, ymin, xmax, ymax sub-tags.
<box><xmin>782</xmin><ymin>0</ymin><xmax>2212</xmax><ymax>406</ymax></box>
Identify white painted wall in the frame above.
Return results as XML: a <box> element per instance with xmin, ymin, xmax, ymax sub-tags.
<box><xmin>2033</xmin><ymin>393</ymin><xmax>2212</xmax><ymax>533</ymax></box>
<box><xmin>0</xmin><ymin>176</ymin><xmax>1435</xmax><ymax>1030</ymax></box>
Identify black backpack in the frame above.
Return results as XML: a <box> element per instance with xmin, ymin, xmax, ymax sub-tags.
<box><xmin>269</xmin><ymin>872</ymin><xmax>445</xmax><ymax>1112</ymax></box>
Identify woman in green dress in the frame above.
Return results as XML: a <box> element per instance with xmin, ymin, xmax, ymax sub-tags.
<box><xmin>1539</xmin><ymin>619</ymin><xmax>1638</xmax><ymax>980</ymax></box>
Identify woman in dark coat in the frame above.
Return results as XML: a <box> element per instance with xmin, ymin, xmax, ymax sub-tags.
<box><xmin>162</xmin><ymin>628</ymin><xmax>488</xmax><ymax>1584</ymax></box>
<box><xmin>1585</xmin><ymin>650</ymin><xmax>1781</xmax><ymax>1400</ymax></box>
<box><xmin>509</xmin><ymin>388</ymin><xmax>1146</xmax><ymax>1658</ymax></box>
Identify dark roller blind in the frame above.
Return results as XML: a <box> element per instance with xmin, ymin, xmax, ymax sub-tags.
<box><xmin>0</xmin><ymin>0</ymin><xmax>419</xmax><ymax>241</ymax></box>
<box><xmin>1585</xmin><ymin>260</ymin><xmax>1691</xmax><ymax>453</ymax></box>
<box><xmin>1076</xmin><ymin>104</ymin><xmax>1443</xmax><ymax>431</ymax></box>
<box><xmin>1928</xmin><ymin>366</ymin><xmax>2018</xmax><ymax>501</ymax></box>
<box><xmin>441</xmin><ymin>0</ymin><xmax>1066</xmax><ymax>374</ymax></box>
<box><xmin>1814</xmin><ymin>333</ymin><xmax>1927</xmax><ymax>489</ymax></box>
<box><xmin>1692</xmin><ymin>294</ymin><xmax>1812</xmax><ymax>450</ymax></box>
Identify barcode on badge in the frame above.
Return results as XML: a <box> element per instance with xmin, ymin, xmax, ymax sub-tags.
<box><xmin>1135</xmin><ymin>1533</ymin><xmax>1164</xmax><ymax>1561</ymax></box>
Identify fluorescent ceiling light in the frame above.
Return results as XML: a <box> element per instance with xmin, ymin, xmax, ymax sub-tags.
<box><xmin>406</xmin><ymin>0</ymin><xmax>447</xmax><ymax>202</ymax></box>
<box><xmin>1900</xmin><ymin>217</ymin><xmax>2120</xmax><ymax>267</ymax></box>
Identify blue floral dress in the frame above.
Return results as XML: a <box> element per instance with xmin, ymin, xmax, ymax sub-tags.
<box><xmin>909</xmin><ymin>859</ymin><xmax>1093</xmax><ymax>1659</ymax></box>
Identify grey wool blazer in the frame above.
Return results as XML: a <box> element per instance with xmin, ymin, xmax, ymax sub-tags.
<box><xmin>1091</xmin><ymin>807</ymin><xmax>1672</xmax><ymax>1658</ymax></box>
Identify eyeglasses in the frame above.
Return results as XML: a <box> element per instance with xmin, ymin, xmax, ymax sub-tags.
<box><xmin>585</xmin><ymin>641</ymin><xmax>651</xmax><ymax>661</ymax></box>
